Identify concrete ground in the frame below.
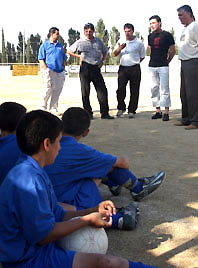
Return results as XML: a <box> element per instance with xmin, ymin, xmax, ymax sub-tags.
<box><xmin>1</xmin><ymin>58</ymin><xmax>198</xmax><ymax>268</ymax></box>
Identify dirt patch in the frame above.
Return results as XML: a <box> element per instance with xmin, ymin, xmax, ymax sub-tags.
<box><xmin>1</xmin><ymin>59</ymin><xmax>198</xmax><ymax>268</ymax></box>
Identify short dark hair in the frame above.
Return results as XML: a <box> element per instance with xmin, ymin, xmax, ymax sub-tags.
<box><xmin>0</xmin><ymin>102</ymin><xmax>26</xmax><ymax>132</ymax></box>
<box><xmin>177</xmin><ymin>5</ymin><xmax>194</xmax><ymax>18</ymax></box>
<box><xmin>62</xmin><ymin>107</ymin><xmax>90</xmax><ymax>136</ymax></box>
<box><xmin>84</xmin><ymin>23</ymin><xmax>95</xmax><ymax>32</ymax></box>
<box><xmin>47</xmin><ymin>27</ymin><xmax>59</xmax><ymax>38</ymax></box>
<box><xmin>149</xmin><ymin>15</ymin><xmax>161</xmax><ymax>23</ymax></box>
<box><xmin>124</xmin><ymin>23</ymin><xmax>134</xmax><ymax>32</ymax></box>
<box><xmin>16</xmin><ymin>110</ymin><xmax>63</xmax><ymax>156</ymax></box>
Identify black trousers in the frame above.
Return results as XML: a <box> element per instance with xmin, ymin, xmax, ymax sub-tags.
<box><xmin>117</xmin><ymin>64</ymin><xmax>141</xmax><ymax>113</ymax></box>
<box><xmin>180</xmin><ymin>59</ymin><xmax>198</xmax><ymax>126</ymax></box>
<box><xmin>79</xmin><ymin>62</ymin><xmax>109</xmax><ymax>116</ymax></box>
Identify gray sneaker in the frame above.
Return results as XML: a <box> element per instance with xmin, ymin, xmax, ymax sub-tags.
<box><xmin>116</xmin><ymin>110</ymin><xmax>124</xmax><ymax>117</ymax></box>
<box><xmin>128</xmin><ymin>112</ymin><xmax>135</xmax><ymax>119</ymax></box>
<box><xmin>118</xmin><ymin>202</ymin><xmax>139</xmax><ymax>230</ymax></box>
<box><xmin>131</xmin><ymin>171</ymin><xmax>166</xmax><ymax>201</ymax></box>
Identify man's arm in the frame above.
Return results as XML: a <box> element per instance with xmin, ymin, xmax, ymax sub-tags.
<box><xmin>113</xmin><ymin>43</ymin><xmax>126</xmax><ymax>57</ymax></box>
<box><xmin>168</xmin><ymin>45</ymin><xmax>176</xmax><ymax>64</ymax></box>
<box><xmin>39</xmin><ymin>59</ymin><xmax>48</xmax><ymax>70</ymax></box>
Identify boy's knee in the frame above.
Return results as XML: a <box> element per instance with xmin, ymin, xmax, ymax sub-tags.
<box><xmin>99</xmin><ymin>255</ymin><xmax>127</xmax><ymax>268</ymax></box>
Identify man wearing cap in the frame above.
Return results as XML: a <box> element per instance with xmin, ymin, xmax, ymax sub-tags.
<box><xmin>176</xmin><ymin>5</ymin><xmax>198</xmax><ymax>130</ymax></box>
<box><xmin>67</xmin><ymin>23</ymin><xmax>114</xmax><ymax>120</ymax></box>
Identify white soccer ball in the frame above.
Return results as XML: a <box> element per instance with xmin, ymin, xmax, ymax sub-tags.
<box><xmin>57</xmin><ymin>225</ymin><xmax>108</xmax><ymax>254</ymax></box>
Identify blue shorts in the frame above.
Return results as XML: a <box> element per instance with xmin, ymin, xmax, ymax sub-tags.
<box><xmin>3</xmin><ymin>243</ymin><xmax>76</xmax><ymax>268</ymax></box>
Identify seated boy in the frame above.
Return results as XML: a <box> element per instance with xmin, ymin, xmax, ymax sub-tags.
<box><xmin>0</xmin><ymin>102</ymin><xmax>26</xmax><ymax>185</ymax></box>
<box><xmin>45</xmin><ymin>107</ymin><xmax>165</xmax><ymax>230</ymax></box>
<box><xmin>0</xmin><ymin>110</ymin><xmax>157</xmax><ymax>268</ymax></box>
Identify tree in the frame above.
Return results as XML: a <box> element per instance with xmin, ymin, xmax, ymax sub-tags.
<box><xmin>26</xmin><ymin>39</ymin><xmax>31</xmax><ymax>63</ymax></box>
<box><xmin>6</xmin><ymin>42</ymin><xmax>11</xmax><ymax>63</ymax></box>
<box><xmin>95</xmin><ymin>19</ymin><xmax>110</xmax><ymax>65</ymax></box>
<box><xmin>1</xmin><ymin>28</ymin><xmax>6</xmax><ymax>63</ymax></box>
<box><xmin>68</xmin><ymin>28</ymin><xmax>80</xmax><ymax>64</ymax></box>
<box><xmin>170</xmin><ymin>27</ymin><xmax>178</xmax><ymax>55</ymax></box>
<box><xmin>17</xmin><ymin>32</ymin><xmax>26</xmax><ymax>63</ymax></box>
<box><xmin>59</xmin><ymin>35</ymin><xmax>67</xmax><ymax>53</ymax></box>
<box><xmin>29</xmin><ymin>34</ymin><xmax>42</xmax><ymax>63</ymax></box>
<box><xmin>11</xmin><ymin>44</ymin><xmax>16</xmax><ymax>63</ymax></box>
<box><xmin>109</xmin><ymin>26</ymin><xmax>120</xmax><ymax>65</ymax></box>
<box><xmin>135</xmin><ymin>31</ymin><xmax>144</xmax><ymax>42</ymax></box>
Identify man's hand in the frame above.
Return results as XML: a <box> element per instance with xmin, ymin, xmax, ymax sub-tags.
<box><xmin>119</xmin><ymin>43</ymin><xmax>126</xmax><ymax>50</ymax></box>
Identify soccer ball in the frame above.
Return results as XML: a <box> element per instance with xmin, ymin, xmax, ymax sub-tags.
<box><xmin>57</xmin><ymin>225</ymin><xmax>108</xmax><ymax>254</ymax></box>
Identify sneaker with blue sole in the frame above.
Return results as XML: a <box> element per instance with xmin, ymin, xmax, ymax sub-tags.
<box><xmin>117</xmin><ymin>202</ymin><xmax>139</xmax><ymax>230</ymax></box>
<box><xmin>131</xmin><ymin>171</ymin><xmax>166</xmax><ymax>202</ymax></box>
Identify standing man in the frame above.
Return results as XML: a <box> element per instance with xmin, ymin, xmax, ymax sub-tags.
<box><xmin>148</xmin><ymin>15</ymin><xmax>176</xmax><ymax>121</ymax></box>
<box><xmin>176</xmin><ymin>5</ymin><xmax>198</xmax><ymax>130</ymax></box>
<box><xmin>67</xmin><ymin>23</ymin><xmax>114</xmax><ymax>120</ymax></box>
<box><xmin>38</xmin><ymin>27</ymin><xmax>67</xmax><ymax>115</ymax></box>
<box><xmin>114</xmin><ymin>23</ymin><xmax>145</xmax><ymax>119</ymax></box>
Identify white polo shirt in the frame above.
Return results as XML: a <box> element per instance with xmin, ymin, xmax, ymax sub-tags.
<box><xmin>115</xmin><ymin>37</ymin><xmax>145</xmax><ymax>66</ymax></box>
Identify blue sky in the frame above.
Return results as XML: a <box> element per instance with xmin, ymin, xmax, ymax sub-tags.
<box><xmin>0</xmin><ymin>0</ymin><xmax>198</xmax><ymax>48</ymax></box>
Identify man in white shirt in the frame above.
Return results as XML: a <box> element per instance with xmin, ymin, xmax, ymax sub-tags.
<box><xmin>177</xmin><ymin>5</ymin><xmax>198</xmax><ymax>130</ymax></box>
<box><xmin>114</xmin><ymin>23</ymin><xmax>145</xmax><ymax>119</ymax></box>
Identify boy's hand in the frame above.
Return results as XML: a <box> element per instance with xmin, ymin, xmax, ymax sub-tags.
<box><xmin>87</xmin><ymin>212</ymin><xmax>112</xmax><ymax>228</ymax></box>
<box><xmin>97</xmin><ymin>200</ymin><xmax>116</xmax><ymax>216</ymax></box>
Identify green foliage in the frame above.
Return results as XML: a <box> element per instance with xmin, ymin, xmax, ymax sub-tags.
<box><xmin>17</xmin><ymin>32</ymin><xmax>26</xmax><ymax>63</ymax></box>
<box><xmin>109</xmin><ymin>26</ymin><xmax>120</xmax><ymax>65</ymax></box>
<box><xmin>59</xmin><ymin>35</ymin><xmax>67</xmax><ymax>53</ymax></box>
<box><xmin>135</xmin><ymin>31</ymin><xmax>144</xmax><ymax>42</ymax></box>
<box><xmin>68</xmin><ymin>28</ymin><xmax>80</xmax><ymax>46</ymax></box>
<box><xmin>68</xmin><ymin>28</ymin><xmax>80</xmax><ymax>64</ymax></box>
<box><xmin>29</xmin><ymin>34</ymin><xmax>42</xmax><ymax>63</ymax></box>
<box><xmin>26</xmin><ymin>39</ymin><xmax>31</xmax><ymax>63</ymax></box>
<box><xmin>1</xmin><ymin>28</ymin><xmax>6</xmax><ymax>63</ymax></box>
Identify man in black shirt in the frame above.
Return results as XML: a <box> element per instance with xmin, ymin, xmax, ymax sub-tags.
<box><xmin>148</xmin><ymin>15</ymin><xmax>176</xmax><ymax>121</ymax></box>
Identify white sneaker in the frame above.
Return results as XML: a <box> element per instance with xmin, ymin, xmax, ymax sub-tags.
<box><xmin>116</xmin><ymin>110</ymin><xmax>124</xmax><ymax>117</ymax></box>
<box><xmin>128</xmin><ymin>113</ymin><xmax>134</xmax><ymax>119</ymax></box>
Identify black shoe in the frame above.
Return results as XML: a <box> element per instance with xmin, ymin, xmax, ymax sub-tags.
<box><xmin>101</xmin><ymin>114</ymin><xmax>114</xmax><ymax>119</ymax></box>
<box><xmin>152</xmin><ymin>112</ymin><xmax>162</xmax><ymax>119</ymax></box>
<box><xmin>162</xmin><ymin>113</ymin><xmax>169</xmax><ymax>121</ymax></box>
<box><xmin>117</xmin><ymin>202</ymin><xmax>139</xmax><ymax>230</ymax></box>
<box><xmin>131</xmin><ymin>171</ymin><xmax>166</xmax><ymax>201</ymax></box>
<box><xmin>108</xmin><ymin>185</ymin><xmax>122</xmax><ymax>196</ymax></box>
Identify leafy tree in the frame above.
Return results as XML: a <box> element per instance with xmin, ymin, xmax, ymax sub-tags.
<box><xmin>29</xmin><ymin>34</ymin><xmax>42</xmax><ymax>63</ymax></box>
<box><xmin>68</xmin><ymin>28</ymin><xmax>80</xmax><ymax>46</ymax></box>
<box><xmin>68</xmin><ymin>28</ymin><xmax>80</xmax><ymax>64</ymax></box>
<box><xmin>95</xmin><ymin>19</ymin><xmax>110</xmax><ymax>66</ymax></box>
<box><xmin>109</xmin><ymin>26</ymin><xmax>120</xmax><ymax>65</ymax></box>
<box><xmin>17</xmin><ymin>32</ymin><xmax>26</xmax><ymax>63</ymax></box>
<box><xmin>59</xmin><ymin>34</ymin><xmax>67</xmax><ymax>53</ymax></box>
<box><xmin>11</xmin><ymin>44</ymin><xmax>16</xmax><ymax>63</ymax></box>
<box><xmin>135</xmin><ymin>31</ymin><xmax>144</xmax><ymax>42</ymax></box>
<box><xmin>1</xmin><ymin>28</ymin><xmax>6</xmax><ymax>63</ymax></box>
<box><xmin>6</xmin><ymin>42</ymin><xmax>11</xmax><ymax>63</ymax></box>
<box><xmin>26</xmin><ymin>39</ymin><xmax>31</xmax><ymax>63</ymax></box>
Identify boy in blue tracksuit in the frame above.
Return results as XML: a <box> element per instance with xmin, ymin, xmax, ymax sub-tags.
<box><xmin>0</xmin><ymin>109</ymin><xmax>157</xmax><ymax>268</ymax></box>
<box><xmin>0</xmin><ymin>102</ymin><xmax>26</xmax><ymax>185</ymax></box>
<box><xmin>45</xmin><ymin>107</ymin><xmax>165</xmax><ymax>230</ymax></box>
